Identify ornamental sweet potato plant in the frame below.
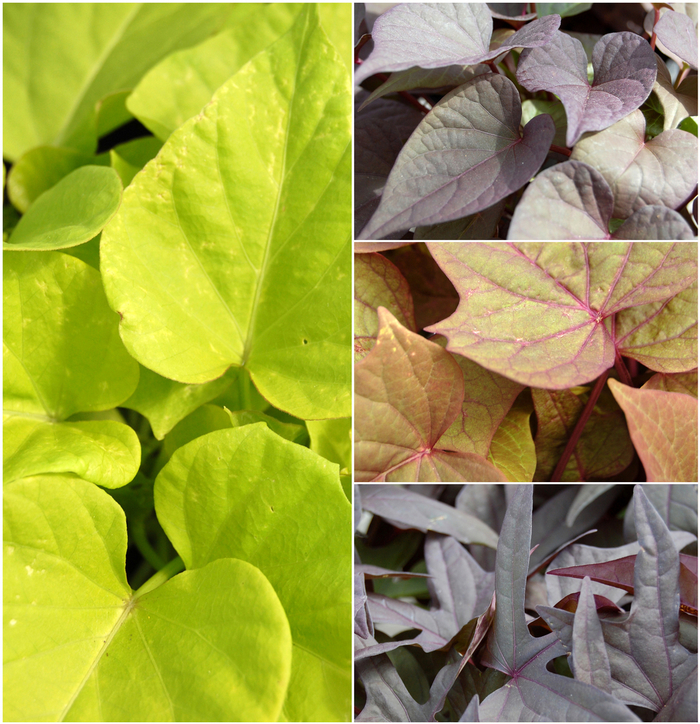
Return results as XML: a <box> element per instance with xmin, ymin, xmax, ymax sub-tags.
<box><xmin>354</xmin><ymin>241</ymin><xmax>698</xmax><ymax>482</ymax></box>
<box><xmin>354</xmin><ymin>483</ymin><xmax>698</xmax><ymax>722</ymax></box>
<box><xmin>4</xmin><ymin>4</ymin><xmax>352</xmax><ymax>721</ymax></box>
<box><xmin>354</xmin><ymin>2</ymin><xmax>699</xmax><ymax>240</ymax></box>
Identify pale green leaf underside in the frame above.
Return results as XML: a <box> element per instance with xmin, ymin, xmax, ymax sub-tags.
<box><xmin>154</xmin><ymin>424</ymin><xmax>352</xmax><ymax>722</ymax></box>
<box><xmin>3</xmin><ymin>477</ymin><xmax>292</xmax><ymax>722</ymax></box>
<box><xmin>101</xmin><ymin>5</ymin><xmax>351</xmax><ymax>420</ymax></box>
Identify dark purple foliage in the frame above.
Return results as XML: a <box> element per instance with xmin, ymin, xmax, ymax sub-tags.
<box><xmin>354</xmin><ymin>483</ymin><xmax>698</xmax><ymax>722</ymax></box>
<box><xmin>355</xmin><ymin>3</ymin><xmax>698</xmax><ymax>240</ymax></box>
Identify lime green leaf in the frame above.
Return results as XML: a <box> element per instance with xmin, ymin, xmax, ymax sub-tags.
<box><xmin>4</xmin><ymin>476</ymin><xmax>292</xmax><ymax>721</ymax></box>
<box><xmin>154</xmin><ymin>424</ymin><xmax>351</xmax><ymax>721</ymax></box>
<box><xmin>102</xmin><ymin>5</ymin><xmax>351</xmax><ymax>420</ymax></box>
<box><xmin>3</xmin><ymin>418</ymin><xmax>140</xmax><ymax>488</ymax></box>
<box><xmin>3</xmin><ymin>3</ymin><xmax>229</xmax><ymax>160</ymax></box>
<box><xmin>123</xmin><ymin>366</ymin><xmax>238</xmax><ymax>440</ymax></box>
<box><xmin>5</xmin><ymin>167</ymin><xmax>122</xmax><ymax>250</ymax></box>
<box><xmin>3</xmin><ymin>252</ymin><xmax>140</xmax><ymax>485</ymax></box>
<box><xmin>127</xmin><ymin>3</ymin><xmax>302</xmax><ymax>141</ymax></box>
<box><xmin>307</xmin><ymin>417</ymin><xmax>351</xmax><ymax>498</ymax></box>
<box><xmin>109</xmin><ymin>136</ymin><xmax>163</xmax><ymax>187</ymax></box>
<box><xmin>6</xmin><ymin>146</ymin><xmax>111</xmax><ymax>214</ymax></box>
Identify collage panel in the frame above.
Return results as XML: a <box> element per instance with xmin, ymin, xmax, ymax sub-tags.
<box><xmin>354</xmin><ymin>3</ymin><xmax>697</xmax><ymax>240</ymax></box>
<box><xmin>353</xmin><ymin>483</ymin><xmax>698</xmax><ymax>722</ymax></box>
<box><xmin>4</xmin><ymin>3</ymin><xmax>352</xmax><ymax>722</ymax></box>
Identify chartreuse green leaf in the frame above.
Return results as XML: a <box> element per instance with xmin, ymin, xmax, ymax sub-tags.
<box><xmin>4</xmin><ymin>475</ymin><xmax>292</xmax><ymax>721</ymax></box>
<box><xmin>307</xmin><ymin>417</ymin><xmax>351</xmax><ymax>499</ymax></box>
<box><xmin>127</xmin><ymin>3</ymin><xmax>302</xmax><ymax>141</ymax></box>
<box><xmin>4</xmin><ymin>166</ymin><xmax>122</xmax><ymax>250</ymax></box>
<box><xmin>3</xmin><ymin>252</ymin><xmax>140</xmax><ymax>486</ymax></box>
<box><xmin>3</xmin><ymin>3</ymin><xmax>229</xmax><ymax>160</ymax></box>
<box><xmin>154</xmin><ymin>424</ymin><xmax>351</xmax><ymax>721</ymax></box>
<box><xmin>101</xmin><ymin>4</ymin><xmax>351</xmax><ymax>420</ymax></box>
<box><xmin>6</xmin><ymin>146</ymin><xmax>111</xmax><ymax>214</ymax></box>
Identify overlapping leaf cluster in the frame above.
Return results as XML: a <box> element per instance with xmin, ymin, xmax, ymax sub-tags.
<box><xmin>355</xmin><ymin>241</ymin><xmax>698</xmax><ymax>482</ymax></box>
<box><xmin>3</xmin><ymin>4</ymin><xmax>351</xmax><ymax>721</ymax></box>
<box><xmin>355</xmin><ymin>2</ymin><xmax>698</xmax><ymax>240</ymax></box>
<box><xmin>355</xmin><ymin>483</ymin><xmax>698</xmax><ymax>722</ymax></box>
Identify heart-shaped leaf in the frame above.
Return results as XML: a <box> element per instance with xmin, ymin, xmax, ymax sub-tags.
<box><xmin>354</xmin><ymin>3</ymin><xmax>560</xmax><ymax>86</ymax></box>
<box><xmin>608</xmin><ymin>378</ymin><xmax>698</xmax><ymax>482</ymax></box>
<box><xmin>517</xmin><ymin>31</ymin><xmax>657</xmax><ymax>146</ymax></box>
<box><xmin>508</xmin><ymin>160</ymin><xmax>695</xmax><ymax>239</ymax></box>
<box><xmin>358</xmin><ymin>74</ymin><xmax>555</xmax><ymax>240</ymax></box>
<box><xmin>3</xmin><ymin>252</ymin><xmax>140</xmax><ymax>486</ymax></box>
<box><xmin>101</xmin><ymin>6</ymin><xmax>351</xmax><ymax>420</ymax></box>
<box><xmin>354</xmin><ymin>308</ymin><xmax>508</xmax><ymax>482</ymax></box>
<box><xmin>425</xmin><ymin>241</ymin><xmax>698</xmax><ymax>389</ymax></box>
<box><xmin>571</xmin><ymin>110</ymin><xmax>698</xmax><ymax>218</ymax></box>
<box><xmin>154</xmin><ymin>424</ymin><xmax>351</xmax><ymax>721</ymax></box>
<box><xmin>4</xmin><ymin>476</ymin><xmax>292</xmax><ymax>722</ymax></box>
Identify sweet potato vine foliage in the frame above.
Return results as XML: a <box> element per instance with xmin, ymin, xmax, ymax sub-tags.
<box><xmin>4</xmin><ymin>4</ymin><xmax>352</xmax><ymax>722</ymax></box>
<box><xmin>354</xmin><ymin>483</ymin><xmax>698</xmax><ymax>722</ymax></box>
<box><xmin>354</xmin><ymin>241</ymin><xmax>698</xmax><ymax>482</ymax></box>
<box><xmin>354</xmin><ymin>2</ymin><xmax>698</xmax><ymax>240</ymax></box>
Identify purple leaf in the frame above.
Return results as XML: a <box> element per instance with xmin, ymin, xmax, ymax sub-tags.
<box><xmin>354</xmin><ymin>308</ymin><xmax>509</xmax><ymax>481</ymax></box>
<box><xmin>358</xmin><ymin>64</ymin><xmax>491</xmax><ymax>112</ymax></box>
<box><xmin>355</xmin><ymin>96</ymin><xmax>424</xmax><ymax>237</ymax></box>
<box><xmin>354</xmin><ymin>3</ymin><xmax>560</xmax><ymax>86</ymax></box>
<box><xmin>571</xmin><ymin>110</ymin><xmax>698</xmax><ymax>219</ymax></box>
<box><xmin>359</xmin><ymin>486</ymin><xmax>499</xmax><ymax>547</ymax></box>
<box><xmin>655</xmin><ymin>10</ymin><xmax>698</xmax><ymax>70</ymax></box>
<box><xmin>478</xmin><ymin>485</ymin><xmax>640</xmax><ymax>721</ymax></box>
<box><xmin>548</xmin><ymin>552</ymin><xmax>698</xmax><ymax>613</ymax></box>
<box><xmin>517</xmin><ymin>31</ymin><xmax>657</xmax><ymax>147</ymax></box>
<box><xmin>358</xmin><ymin>74</ymin><xmax>555</xmax><ymax>240</ymax></box>
<box><xmin>539</xmin><ymin>485</ymin><xmax>698</xmax><ymax>717</ymax></box>
<box><xmin>425</xmin><ymin>241</ymin><xmax>698</xmax><ymax>389</ymax></box>
<box><xmin>608</xmin><ymin>379</ymin><xmax>698</xmax><ymax>482</ymax></box>
<box><xmin>545</xmin><ymin>533</ymin><xmax>698</xmax><ymax>606</ymax></box>
<box><xmin>507</xmin><ymin>160</ymin><xmax>695</xmax><ymax>239</ymax></box>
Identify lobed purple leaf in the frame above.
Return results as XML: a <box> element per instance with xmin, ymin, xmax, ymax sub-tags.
<box><xmin>517</xmin><ymin>31</ymin><xmax>657</xmax><ymax>147</ymax></box>
<box><xmin>359</xmin><ymin>74</ymin><xmax>554</xmax><ymax>240</ymax></box>
<box><xmin>479</xmin><ymin>484</ymin><xmax>640</xmax><ymax>721</ymax></box>
<box><xmin>508</xmin><ymin>160</ymin><xmax>695</xmax><ymax>239</ymax></box>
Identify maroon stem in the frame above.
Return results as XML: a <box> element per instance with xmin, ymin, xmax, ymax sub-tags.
<box><xmin>675</xmin><ymin>63</ymin><xmax>691</xmax><ymax>89</ymax></box>
<box><xmin>614</xmin><ymin>350</ymin><xmax>633</xmax><ymax>386</ymax></box>
<box><xmin>486</xmin><ymin>60</ymin><xmax>502</xmax><ymax>75</ymax></box>
<box><xmin>550</xmin><ymin>144</ymin><xmax>571</xmax><ymax>156</ymax></box>
<box><xmin>550</xmin><ymin>370</ymin><xmax>610</xmax><ymax>482</ymax></box>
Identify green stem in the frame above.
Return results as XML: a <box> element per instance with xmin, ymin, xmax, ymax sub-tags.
<box><xmin>238</xmin><ymin>370</ymin><xmax>251</xmax><ymax>409</ymax></box>
<box><xmin>131</xmin><ymin>520</ymin><xmax>167</xmax><ymax>572</ymax></box>
<box><xmin>134</xmin><ymin>557</ymin><xmax>185</xmax><ymax>599</ymax></box>
<box><xmin>550</xmin><ymin>370</ymin><xmax>609</xmax><ymax>482</ymax></box>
